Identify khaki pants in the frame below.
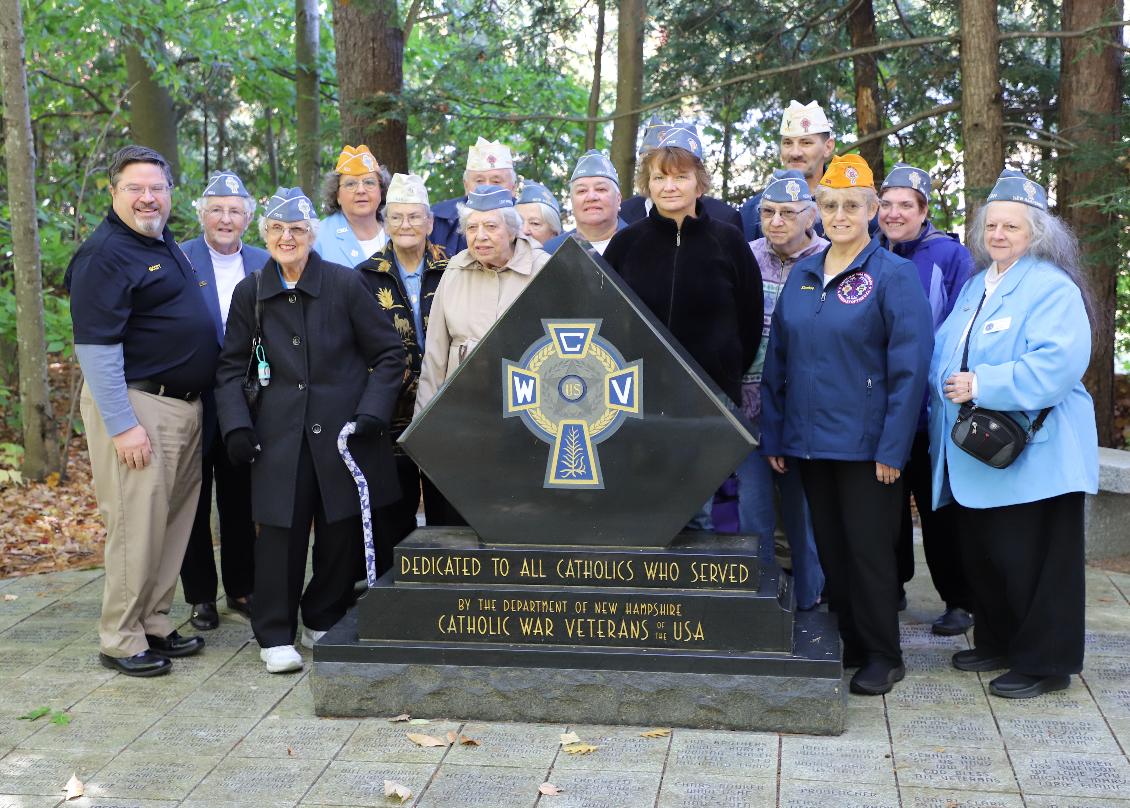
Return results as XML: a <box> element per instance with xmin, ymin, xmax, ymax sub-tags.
<box><xmin>81</xmin><ymin>384</ymin><xmax>202</xmax><ymax>657</ymax></box>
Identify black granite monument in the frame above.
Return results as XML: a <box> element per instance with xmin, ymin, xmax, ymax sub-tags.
<box><xmin>312</xmin><ymin>238</ymin><xmax>845</xmax><ymax>734</ymax></box>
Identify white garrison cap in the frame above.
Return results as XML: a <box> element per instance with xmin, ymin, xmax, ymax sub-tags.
<box><xmin>780</xmin><ymin>100</ymin><xmax>832</xmax><ymax>137</ymax></box>
<box><xmin>466</xmin><ymin>137</ymin><xmax>515</xmax><ymax>171</ymax></box>
<box><xmin>386</xmin><ymin>173</ymin><xmax>430</xmax><ymax>206</ymax></box>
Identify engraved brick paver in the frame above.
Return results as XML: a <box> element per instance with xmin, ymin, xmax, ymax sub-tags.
<box><xmin>0</xmin><ymin>550</ymin><xmax>1125</xmax><ymax>806</ymax></box>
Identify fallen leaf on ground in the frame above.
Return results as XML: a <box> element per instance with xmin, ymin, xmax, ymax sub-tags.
<box><xmin>538</xmin><ymin>782</ymin><xmax>563</xmax><ymax>795</ymax></box>
<box><xmin>50</xmin><ymin>711</ymin><xmax>71</xmax><ymax>726</ymax></box>
<box><xmin>640</xmin><ymin>728</ymin><xmax>671</xmax><ymax>738</ymax></box>
<box><xmin>559</xmin><ymin>731</ymin><xmax>581</xmax><ymax>745</ymax></box>
<box><xmin>64</xmin><ymin>773</ymin><xmax>83</xmax><ymax>800</ymax></box>
<box><xmin>3</xmin><ymin>594</ymin><xmax>18</xmax><ymax>601</ymax></box>
<box><xmin>446</xmin><ymin>730</ymin><xmax>480</xmax><ymax>746</ymax></box>
<box><xmin>18</xmin><ymin>706</ymin><xmax>51</xmax><ymax>721</ymax></box>
<box><xmin>388</xmin><ymin>713</ymin><xmax>411</xmax><ymax>722</ymax></box>
<box><xmin>406</xmin><ymin>732</ymin><xmax>449</xmax><ymax>748</ymax></box>
<box><xmin>562</xmin><ymin>742</ymin><xmax>598</xmax><ymax>755</ymax></box>
<box><xmin>384</xmin><ymin>780</ymin><xmax>412</xmax><ymax>803</ymax></box>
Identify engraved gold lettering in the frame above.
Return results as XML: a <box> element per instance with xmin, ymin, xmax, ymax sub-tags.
<box><xmin>517</xmin><ymin>616</ymin><xmax>555</xmax><ymax>637</ymax></box>
<box><xmin>689</xmin><ymin>561</ymin><xmax>750</xmax><ymax>584</ymax></box>
<box><xmin>672</xmin><ymin>620</ymin><xmax>705</xmax><ymax>642</ymax></box>
<box><xmin>641</xmin><ymin>560</ymin><xmax>680</xmax><ymax>582</ymax></box>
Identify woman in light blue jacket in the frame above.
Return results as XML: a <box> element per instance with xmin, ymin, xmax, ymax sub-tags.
<box><xmin>928</xmin><ymin>170</ymin><xmax>1098</xmax><ymax>700</ymax></box>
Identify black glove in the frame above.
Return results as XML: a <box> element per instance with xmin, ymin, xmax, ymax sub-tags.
<box><xmin>225</xmin><ymin>428</ymin><xmax>261</xmax><ymax>465</ymax></box>
<box><xmin>351</xmin><ymin>414</ymin><xmax>388</xmax><ymax>440</ymax></box>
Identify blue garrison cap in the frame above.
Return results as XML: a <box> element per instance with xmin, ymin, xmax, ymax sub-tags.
<box><xmin>570</xmin><ymin>150</ymin><xmax>619</xmax><ymax>188</ymax></box>
<box><xmin>762</xmin><ymin>169</ymin><xmax>814</xmax><ymax>204</ymax></box>
<box><xmin>203</xmin><ymin>170</ymin><xmax>251</xmax><ymax>198</ymax></box>
<box><xmin>638</xmin><ymin>114</ymin><xmax>669</xmax><ymax>155</ymax></box>
<box><xmin>986</xmin><ymin>169</ymin><xmax>1047</xmax><ymax>211</ymax></box>
<box><xmin>264</xmin><ymin>187</ymin><xmax>315</xmax><ymax>221</ymax></box>
<box><xmin>465</xmin><ymin>184</ymin><xmax>515</xmax><ymax>212</ymax></box>
<box><xmin>516</xmin><ymin>182</ymin><xmax>560</xmax><ymax>212</ymax></box>
<box><xmin>656</xmin><ymin>125</ymin><xmax>703</xmax><ymax>158</ymax></box>
<box><xmin>880</xmin><ymin>162</ymin><xmax>932</xmax><ymax>201</ymax></box>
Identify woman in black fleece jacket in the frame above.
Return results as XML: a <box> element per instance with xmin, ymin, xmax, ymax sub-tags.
<box><xmin>604</xmin><ymin>135</ymin><xmax>763</xmax><ymax>405</ymax></box>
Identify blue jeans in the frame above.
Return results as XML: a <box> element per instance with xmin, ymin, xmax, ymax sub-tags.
<box><xmin>736</xmin><ymin>451</ymin><xmax>824</xmax><ymax>609</ymax></box>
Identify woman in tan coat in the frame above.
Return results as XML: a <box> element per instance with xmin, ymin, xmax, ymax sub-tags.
<box><xmin>415</xmin><ymin>184</ymin><xmax>550</xmax><ymax>414</ymax></box>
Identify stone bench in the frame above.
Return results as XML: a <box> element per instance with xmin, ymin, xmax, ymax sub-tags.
<box><xmin>1085</xmin><ymin>447</ymin><xmax>1130</xmax><ymax>561</ymax></box>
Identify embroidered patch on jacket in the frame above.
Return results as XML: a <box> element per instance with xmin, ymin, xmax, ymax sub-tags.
<box><xmin>836</xmin><ymin>271</ymin><xmax>874</xmax><ymax>304</ymax></box>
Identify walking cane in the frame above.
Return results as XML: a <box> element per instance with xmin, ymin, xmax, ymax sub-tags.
<box><xmin>337</xmin><ymin>421</ymin><xmax>378</xmax><ymax>588</ymax></box>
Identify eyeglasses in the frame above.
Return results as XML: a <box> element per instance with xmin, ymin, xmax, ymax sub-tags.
<box><xmin>266</xmin><ymin>223</ymin><xmax>311</xmax><ymax>237</ymax></box>
<box><xmin>386</xmin><ymin>213</ymin><xmax>428</xmax><ymax>227</ymax></box>
<box><xmin>203</xmin><ymin>206</ymin><xmax>248</xmax><ymax>219</ymax></box>
<box><xmin>759</xmin><ymin>206</ymin><xmax>806</xmax><ymax>222</ymax></box>
<box><xmin>817</xmin><ymin>200</ymin><xmax>865</xmax><ymax>215</ymax></box>
<box><xmin>119</xmin><ymin>184</ymin><xmax>171</xmax><ymax>196</ymax></box>
<box><xmin>340</xmin><ymin>178</ymin><xmax>380</xmax><ymax>193</ymax></box>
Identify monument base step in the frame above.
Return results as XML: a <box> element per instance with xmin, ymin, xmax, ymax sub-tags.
<box><xmin>311</xmin><ymin>609</ymin><xmax>846</xmax><ymax>734</ymax></box>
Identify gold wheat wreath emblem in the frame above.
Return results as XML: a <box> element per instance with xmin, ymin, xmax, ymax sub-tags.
<box><xmin>502</xmin><ymin>319</ymin><xmax>643</xmax><ymax>489</ymax></box>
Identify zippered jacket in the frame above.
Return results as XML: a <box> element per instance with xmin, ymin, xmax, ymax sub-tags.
<box><xmin>759</xmin><ymin>237</ymin><xmax>933</xmax><ymax>468</ymax></box>
<box><xmin>603</xmin><ymin>202</ymin><xmax>762</xmax><ymax>403</ymax></box>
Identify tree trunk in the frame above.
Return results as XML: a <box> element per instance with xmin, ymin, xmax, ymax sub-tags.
<box><xmin>0</xmin><ymin>0</ymin><xmax>59</xmax><ymax>479</ymax></box>
<box><xmin>958</xmin><ymin>0</ymin><xmax>1003</xmax><ymax>214</ymax></box>
<box><xmin>296</xmin><ymin>0</ymin><xmax>321</xmax><ymax>195</ymax></box>
<box><xmin>124</xmin><ymin>35</ymin><xmax>180</xmax><ymax>182</ymax></box>
<box><xmin>332</xmin><ymin>0</ymin><xmax>408</xmax><ymax>174</ymax></box>
<box><xmin>265</xmin><ymin>106</ymin><xmax>280</xmax><ymax>188</ymax></box>
<box><xmin>1059</xmin><ymin>0</ymin><xmax>1122</xmax><ymax>446</ymax></box>
<box><xmin>611</xmin><ymin>0</ymin><xmax>645</xmax><ymax>193</ymax></box>
<box><xmin>585</xmin><ymin>0</ymin><xmax>606</xmax><ymax>151</ymax></box>
<box><xmin>848</xmin><ymin>0</ymin><xmax>886</xmax><ymax>182</ymax></box>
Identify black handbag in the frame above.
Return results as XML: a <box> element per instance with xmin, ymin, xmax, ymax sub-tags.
<box><xmin>949</xmin><ymin>290</ymin><xmax>1050</xmax><ymax>469</ymax></box>
<box><xmin>241</xmin><ymin>272</ymin><xmax>266</xmax><ymax>416</ymax></box>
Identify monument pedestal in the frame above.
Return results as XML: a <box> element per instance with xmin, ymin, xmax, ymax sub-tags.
<box><xmin>311</xmin><ymin>528</ymin><xmax>845</xmax><ymax>734</ymax></box>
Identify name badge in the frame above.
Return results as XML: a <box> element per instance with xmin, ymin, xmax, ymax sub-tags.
<box><xmin>983</xmin><ymin>316</ymin><xmax>1012</xmax><ymax>334</ymax></box>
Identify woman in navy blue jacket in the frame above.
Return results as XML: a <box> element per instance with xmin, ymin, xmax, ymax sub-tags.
<box><xmin>761</xmin><ymin>154</ymin><xmax>933</xmax><ymax>695</ymax></box>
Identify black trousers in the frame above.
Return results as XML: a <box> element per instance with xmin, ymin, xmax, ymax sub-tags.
<box><xmin>899</xmin><ymin>431</ymin><xmax>971</xmax><ymax>610</ymax></box>
<box><xmin>253</xmin><ymin>439</ymin><xmax>364</xmax><ymax>648</ymax></box>
<box><xmin>800</xmin><ymin>459</ymin><xmax>903</xmax><ymax>665</ymax></box>
<box><xmin>371</xmin><ymin>452</ymin><xmax>422</xmax><ymax>578</ymax></box>
<box><xmin>180</xmin><ymin>430</ymin><xmax>255</xmax><ymax>604</ymax></box>
<box><xmin>956</xmin><ymin>492</ymin><xmax>1085</xmax><ymax>677</ymax></box>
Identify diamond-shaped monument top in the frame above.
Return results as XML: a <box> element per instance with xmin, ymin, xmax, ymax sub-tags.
<box><xmin>399</xmin><ymin>237</ymin><xmax>755</xmax><ymax>547</ymax></box>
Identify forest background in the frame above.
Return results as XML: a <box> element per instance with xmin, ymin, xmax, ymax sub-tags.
<box><xmin>0</xmin><ymin>0</ymin><xmax>1127</xmax><ymax>501</ymax></box>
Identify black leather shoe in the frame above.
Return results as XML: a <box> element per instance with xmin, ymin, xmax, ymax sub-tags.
<box><xmin>850</xmin><ymin>660</ymin><xmax>906</xmax><ymax>696</ymax></box>
<box><xmin>932</xmin><ymin>607</ymin><xmax>973</xmax><ymax>636</ymax></box>
<box><xmin>989</xmin><ymin>671</ymin><xmax>1071</xmax><ymax>699</ymax></box>
<box><xmin>225</xmin><ymin>595</ymin><xmax>252</xmax><ymax>620</ymax></box>
<box><xmin>190</xmin><ymin>601</ymin><xmax>219</xmax><ymax>631</ymax></box>
<box><xmin>952</xmin><ymin>648</ymin><xmax>1007</xmax><ymax>672</ymax></box>
<box><xmin>99</xmin><ymin>651</ymin><xmax>171</xmax><ymax>677</ymax></box>
<box><xmin>145</xmin><ymin>630</ymin><xmax>205</xmax><ymax>658</ymax></box>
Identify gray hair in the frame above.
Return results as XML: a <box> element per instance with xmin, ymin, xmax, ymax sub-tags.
<box><xmin>968</xmin><ymin>202</ymin><xmax>1094</xmax><ymax>323</ymax></box>
<box><xmin>455</xmin><ymin>203</ymin><xmax>523</xmax><ymax>239</ymax></box>
<box><xmin>194</xmin><ymin>195</ymin><xmax>257</xmax><ymax>227</ymax></box>
<box><xmin>109</xmin><ymin>145</ymin><xmax>174</xmax><ymax>188</ymax></box>
<box><xmin>257</xmin><ymin>215</ymin><xmax>320</xmax><ymax>241</ymax></box>
<box><xmin>524</xmin><ymin>202</ymin><xmax>562</xmax><ymax>237</ymax></box>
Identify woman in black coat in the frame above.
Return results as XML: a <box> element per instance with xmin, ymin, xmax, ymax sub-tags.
<box><xmin>215</xmin><ymin>187</ymin><xmax>407</xmax><ymax>673</ymax></box>
<box><xmin>603</xmin><ymin>126</ymin><xmax>762</xmax><ymax>530</ymax></box>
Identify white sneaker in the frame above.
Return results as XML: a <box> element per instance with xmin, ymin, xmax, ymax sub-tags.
<box><xmin>300</xmin><ymin>627</ymin><xmax>327</xmax><ymax>649</ymax></box>
<box><xmin>260</xmin><ymin>645</ymin><xmax>303</xmax><ymax>673</ymax></box>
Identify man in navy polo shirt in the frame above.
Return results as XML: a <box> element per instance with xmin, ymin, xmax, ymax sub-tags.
<box><xmin>67</xmin><ymin>145</ymin><xmax>217</xmax><ymax>677</ymax></box>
